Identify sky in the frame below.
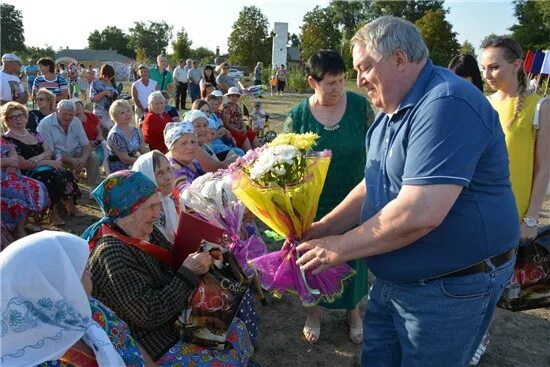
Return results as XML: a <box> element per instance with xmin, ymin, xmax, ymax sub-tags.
<box><xmin>6</xmin><ymin>0</ymin><xmax>516</xmax><ymax>56</ymax></box>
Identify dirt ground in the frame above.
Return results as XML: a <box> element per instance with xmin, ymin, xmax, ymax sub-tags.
<box><xmin>45</xmin><ymin>91</ymin><xmax>549</xmax><ymax>367</ymax></box>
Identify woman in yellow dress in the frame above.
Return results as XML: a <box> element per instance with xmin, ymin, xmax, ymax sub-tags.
<box><xmin>481</xmin><ymin>36</ymin><xmax>549</xmax><ymax>241</ymax></box>
<box><xmin>471</xmin><ymin>36</ymin><xmax>550</xmax><ymax>365</ymax></box>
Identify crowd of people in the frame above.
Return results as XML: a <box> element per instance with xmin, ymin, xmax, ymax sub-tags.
<box><xmin>1</xmin><ymin>14</ymin><xmax>549</xmax><ymax>367</ymax></box>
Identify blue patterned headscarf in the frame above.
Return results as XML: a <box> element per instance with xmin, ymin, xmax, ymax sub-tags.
<box><xmin>163</xmin><ymin>121</ymin><xmax>195</xmax><ymax>150</ymax></box>
<box><xmin>82</xmin><ymin>170</ymin><xmax>158</xmax><ymax>241</ymax></box>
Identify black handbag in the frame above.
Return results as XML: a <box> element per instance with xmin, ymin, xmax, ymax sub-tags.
<box><xmin>175</xmin><ymin>242</ymin><xmax>250</xmax><ymax>349</ymax></box>
<box><xmin>498</xmin><ymin>224</ymin><xmax>550</xmax><ymax>311</ymax></box>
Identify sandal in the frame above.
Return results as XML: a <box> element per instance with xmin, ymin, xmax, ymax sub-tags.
<box><xmin>303</xmin><ymin>314</ymin><xmax>320</xmax><ymax>344</ymax></box>
<box><xmin>347</xmin><ymin>310</ymin><xmax>363</xmax><ymax>344</ymax></box>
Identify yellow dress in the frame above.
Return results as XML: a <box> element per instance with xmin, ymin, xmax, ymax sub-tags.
<box><xmin>488</xmin><ymin>94</ymin><xmax>541</xmax><ymax>219</ymax></box>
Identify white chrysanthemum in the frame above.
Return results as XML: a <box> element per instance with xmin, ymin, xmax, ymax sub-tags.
<box><xmin>249</xmin><ymin>144</ymin><xmax>299</xmax><ymax>181</ymax></box>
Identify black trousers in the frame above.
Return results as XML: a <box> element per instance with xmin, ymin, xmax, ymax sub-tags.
<box><xmin>175</xmin><ymin>81</ymin><xmax>188</xmax><ymax>109</ymax></box>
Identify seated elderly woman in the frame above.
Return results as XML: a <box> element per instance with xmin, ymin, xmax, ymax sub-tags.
<box><xmin>221</xmin><ymin>87</ymin><xmax>261</xmax><ymax>151</ymax></box>
<box><xmin>163</xmin><ymin>122</ymin><xmax>205</xmax><ymax>190</ymax></box>
<box><xmin>0</xmin><ymin>231</ymin><xmax>153</xmax><ymax>366</ymax></box>
<box><xmin>184</xmin><ymin>110</ymin><xmax>237</xmax><ymax>172</ymax></box>
<box><xmin>83</xmin><ymin>170</ymin><xmax>254</xmax><ymax>366</ymax></box>
<box><xmin>133</xmin><ymin>150</ymin><xmax>179</xmax><ymax>243</ymax></box>
<box><xmin>142</xmin><ymin>91</ymin><xmax>173</xmax><ymax>153</ymax></box>
<box><xmin>0</xmin><ymin>136</ymin><xmax>49</xmax><ymax>240</ymax></box>
<box><xmin>2</xmin><ymin>101</ymin><xmax>82</xmax><ymax>226</ymax></box>
<box><xmin>106</xmin><ymin>100</ymin><xmax>148</xmax><ymax>173</ymax></box>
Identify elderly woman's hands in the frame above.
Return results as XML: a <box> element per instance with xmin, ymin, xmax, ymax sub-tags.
<box><xmin>182</xmin><ymin>252</ymin><xmax>212</xmax><ymax>275</ymax></box>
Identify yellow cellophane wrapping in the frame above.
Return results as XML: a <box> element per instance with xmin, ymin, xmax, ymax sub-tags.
<box><xmin>232</xmin><ymin>153</ymin><xmax>331</xmax><ymax>241</ymax></box>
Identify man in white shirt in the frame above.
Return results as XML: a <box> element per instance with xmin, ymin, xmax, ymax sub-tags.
<box><xmin>173</xmin><ymin>59</ymin><xmax>190</xmax><ymax>110</ymax></box>
<box><xmin>0</xmin><ymin>54</ymin><xmax>28</xmax><ymax>105</ymax></box>
<box><xmin>37</xmin><ymin>100</ymin><xmax>100</xmax><ymax>191</ymax></box>
<box><xmin>132</xmin><ymin>64</ymin><xmax>157</xmax><ymax>122</ymax></box>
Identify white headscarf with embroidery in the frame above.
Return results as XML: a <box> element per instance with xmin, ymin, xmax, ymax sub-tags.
<box><xmin>133</xmin><ymin>151</ymin><xmax>179</xmax><ymax>243</ymax></box>
<box><xmin>0</xmin><ymin>231</ymin><xmax>125</xmax><ymax>367</ymax></box>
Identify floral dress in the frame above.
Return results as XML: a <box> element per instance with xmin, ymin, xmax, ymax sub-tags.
<box><xmin>169</xmin><ymin>158</ymin><xmax>205</xmax><ymax>190</ymax></box>
<box><xmin>0</xmin><ymin>138</ymin><xmax>49</xmax><ymax>230</ymax></box>
<box><xmin>222</xmin><ymin>102</ymin><xmax>244</xmax><ymax>131</ymax></box>
<box><xmin>106</xmin><ymin>126</ymin><xmax>142</xmax><ymax>173</ymax></box>
<box><xmin>38</xmin><ymin>297</ymin><xmax>145</xmax><ymax>367</ymax></box>
<box><xmin>159</xmin><ymin>318</ymin><xmax>254</xmax><ymax>367</ymax></box>
<box><xmin>90</xmin><ymin>79</ymin><xmax>117</xmax><ymax>128</ymax></box>
<box><xmin>4</xmin><ymin>133</ymin><xmax>81</xmax><ymax>205</ymax></box>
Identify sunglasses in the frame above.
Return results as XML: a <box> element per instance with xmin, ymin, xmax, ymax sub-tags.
<box><xmin>481</xmin><ymin>36</ymin><xmax>522</xmax><ymax>59</ymax></box>
<box><xmin>36</xmin><ymin>97</ymin><xmax>48</xmax><ymax>102</ymax></box>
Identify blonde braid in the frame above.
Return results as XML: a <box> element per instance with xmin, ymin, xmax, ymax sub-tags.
<box><xmin>507</xmin><ymin>66</ymin><xmax>529</xmax><ymax>129</ymax></box>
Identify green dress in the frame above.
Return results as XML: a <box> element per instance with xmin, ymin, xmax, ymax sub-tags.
<box><xmin>284</xmin><ymin>91</ymin><xmax>373</xmax><ymax>309</ymax></box>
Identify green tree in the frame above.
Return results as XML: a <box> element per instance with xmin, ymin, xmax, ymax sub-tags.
<box><xmin>171</xmin><ymin>27</ymin><xmax>193</xmax><ymax>62</ymax></box>
<box><xmin>189</xmin><ymin>47</ymin><xmax>216</xmax><ymax>65</ymax></box>
<box><xmin>364</xmin><ymin>0</ymin><xmax>447</xmax><ymax>24</ymax></box>
<box><xmin>300</xmin><ymin>6</ymin><xmax>341</xmax><ymax>62</ymax></box>
<box><xmin>19</xmin><ymin>46</ymin><xmax>56</xmax><ymax>62</ymax></box>
<box><xmin>1</xmin><ymin>3</ymin><xmax>25</xmax><ymax>54</ymax></box>
<box><xmin>509</xmin><ymin>0</ymin><xmax>550</xmax><ymax>50</ymax></box>
<box><xmin>330</xmin><ymin>0</ymin><xmax>367</xmax><ymax>37</ymax></box>
<box><xmin>87</xmin><ymin>26</ymin><xmax>132</xmax><ymax>57</ymax></box>
<box><xmin>129</xmin><ymin>21</ymin><xmax>173</xmax><ymax>59</ymax></box>
<box><xmin>289</xmin><ymin>33</ymin><xmax>301</xmax><ymax>48</ymax></box>
<box><xmin>135</xmin><ymin>48</ymin><xmax>150</xmax><ymax>68</ymax></box>
<box><xmin>415</xmin><ymin>9</ymin><xmax>460</xmax><ymax>66</ymax></box>
<box><xmin>227</xmin><ymin>6</ymin><xmax>271</xmax><ymax>68</ymax></box>
<box><xmin>460</xmin><ymin>40</ymin><xmax>477</xmax><ymax>60</ymax></box>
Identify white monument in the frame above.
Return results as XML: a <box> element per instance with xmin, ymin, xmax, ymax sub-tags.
<box><xmin>272</xmin><ymin>22</ymin><xmax>288</xmax><ymax>69</ymax></box>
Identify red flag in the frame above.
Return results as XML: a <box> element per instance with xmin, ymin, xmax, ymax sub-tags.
<box><xmin>524</xmin><ymin>49</ymin><xmax>535</xmax><ymax>73</ymax></box>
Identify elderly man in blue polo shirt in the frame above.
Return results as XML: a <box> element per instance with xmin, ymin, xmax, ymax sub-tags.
<box><xmin>297</xmin><ymin>16</ymin><xmax>518</xmax><ymax>367</ymax></box>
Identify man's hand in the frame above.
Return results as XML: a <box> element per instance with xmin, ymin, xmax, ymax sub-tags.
<box><xmin>296</xmin><ymin>235</ymin><xmax>343</xmax><ymax>274</ymax></box>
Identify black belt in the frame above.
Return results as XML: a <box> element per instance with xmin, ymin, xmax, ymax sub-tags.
<box><xmin>434</xmin><ymin>249</ymin><xmax>515</xmax><ymax>280</ymax></box>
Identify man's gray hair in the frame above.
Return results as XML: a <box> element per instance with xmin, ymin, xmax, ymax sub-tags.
<box><xmin>57</xmin><ymin>99</ymin><xmax>76</xmax><ymax>112</ymax></box>
<box><xmin>351</xmin><ymin>16</ymin><xmax>429</xmax><ymax>63</ymax></box>
<box><xmin>148</xmin><ymin>90</ymin><xmax>165</xmax><ymax>106</ymax></box>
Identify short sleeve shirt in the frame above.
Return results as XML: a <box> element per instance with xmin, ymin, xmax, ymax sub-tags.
<box><xmin>0</xmin><ymin>71</ymin><xmax>25</xmax><ymax>102</ymax></box>
<box><xmin>32</xmin><ymin>74</ymin><xmax>68</xmax><ymax>96</ymax></box>
<box><xmin>36</xmin><ymin>113</ymin><xmax>90</xmax><ymax>156</ymax></box>
<box><xmin>360</xmin><ymin>60</ymin><xmax>519</xmax><ymax>282</ymax></box>
<box><xmin>149</xmin><ymin>66</ymin><xmax>173</xmax><ymax>91</ymax></box>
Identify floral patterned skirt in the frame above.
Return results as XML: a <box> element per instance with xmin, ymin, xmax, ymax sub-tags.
<box><xmin>1</xmin><ymin>172</ymin><xmax>49</xmax><ymax>229</ymax></box>
<box><xmin>159</xmin><ymin>318</ymin><xmax>254</xmax><ymax>367</ymax></box>
<box><xmin>25</xmin><ymin>167</ymin><xmax>81</xmax><ymax>204</ymax></box>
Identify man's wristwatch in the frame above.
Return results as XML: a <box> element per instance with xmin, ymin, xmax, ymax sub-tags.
<box><xmin>523</xmin><ymin>216</ymin><xmax>538</xmax><ymax>228</ymax></box>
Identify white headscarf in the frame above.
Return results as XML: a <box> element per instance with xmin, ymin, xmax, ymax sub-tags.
<box><xmin>0</xmin><ymin>231</ymin><xmax>125</xmax><ymax>367</ymax></box>
<box><xmin>133</xmin><ymin>151</ymin><xmax>179</xmax><ymax>243</ymax></box>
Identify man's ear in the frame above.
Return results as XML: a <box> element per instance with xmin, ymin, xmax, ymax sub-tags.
<box><xmin>307</xmin><ymin>76</ymin><xmax>317</xmax><ymax>89</ymax></box>
<box><xmin>394</xmin><ymin>49</ymin><xmax>409</xmax><ymax>72</ymax></box>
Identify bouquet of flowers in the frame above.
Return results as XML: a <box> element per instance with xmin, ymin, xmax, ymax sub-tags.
<box><xmin>180</xmin><ymin>171</ymin><xmax>267</xmax><ymax>277</ymax></box>
<box><xmin>229</xmin><ymin>133</ymin><xmax>355</xmax><ymax>305</ymax></box>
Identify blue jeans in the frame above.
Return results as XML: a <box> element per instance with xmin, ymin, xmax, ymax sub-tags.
<box><xmin>188</xmin><ymin>82</ymin><xmax>200</xmax><ymax>102</ymax></box>
<box><xmin>362</xmin><ymin>256</ymin><xmax>515</xmax><ymax>367</ymax></box>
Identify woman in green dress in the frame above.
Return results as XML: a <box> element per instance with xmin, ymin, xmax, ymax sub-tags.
<box><xmin>283</xmin><ymin>49</ymin><xmax>374</xmax><ymax>344</ymax></box>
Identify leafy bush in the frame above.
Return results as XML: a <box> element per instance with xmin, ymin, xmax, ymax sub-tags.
<box><xmin>286</xmin><ymin>67</ymin><xmax>310</xmax><ymax>93</ymax></box>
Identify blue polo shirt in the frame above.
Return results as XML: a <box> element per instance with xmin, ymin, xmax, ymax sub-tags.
<box><xmin>360</xmin><ymin>60</ymin><xmax>519</xmax><ymax>282</ymax></box>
